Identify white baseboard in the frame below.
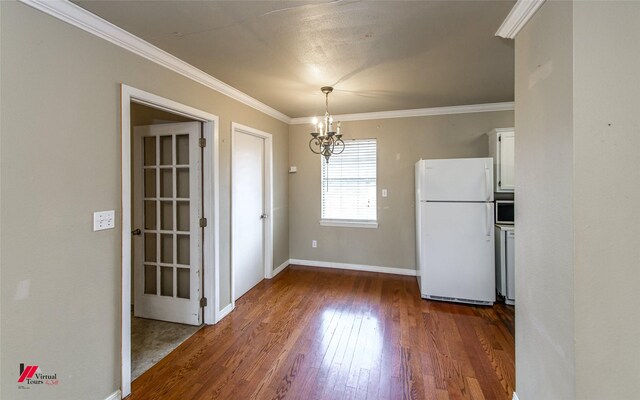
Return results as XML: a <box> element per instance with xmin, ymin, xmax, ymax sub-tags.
<box><xmin>105</xmin><ymin>390</ymin><xmax>122</xmax><ymax>400</ymax></box>
<box><xmin>268</xmin><ymin>259</ymin><xmax>289</xmax><ymax>279</ymax></box>
<box><xmin>513</xmin><ymin>392</ymin><xmax>520</xmax><ymax>400</ymax></box>
<box><xmin>215</xmin><ymin>303</ymin><xmax>234</xmax><ymax>323</ymax></box>
<box><xmin>289</xmin><ymin>259</ymin><xmax>417</xmax><ymax>276</ymax></box>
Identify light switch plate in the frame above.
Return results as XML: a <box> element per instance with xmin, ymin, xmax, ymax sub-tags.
<box><xmin>382</xmin><ymin>189</ymin><xmax>388</xmax><ymax>197</ymax></box>
<box><xmin>94</xmin><ymin>210</ymin><xmax>115</xmax><ymax>231</ymax></box>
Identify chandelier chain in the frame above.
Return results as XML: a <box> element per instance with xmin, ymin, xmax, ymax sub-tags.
<box><xmin>326</xmin><ymin>92</ymin><xmax>329</xmax><ymax>116</ymax></box>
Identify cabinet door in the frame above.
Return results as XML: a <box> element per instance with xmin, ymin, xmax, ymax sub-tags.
<box><xmin>498</xmin><ymin>132</ymin><xmax>515</xmax><ymax>191</ymax></box>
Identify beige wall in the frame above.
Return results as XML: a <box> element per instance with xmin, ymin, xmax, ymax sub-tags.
<box><xmin>0</xmin><ymin>2</ymin><xmax>288</xmax><ymax>399</ymax></box>
<box><xmin>288</xmin><ymin>111</ymin><xmax>513</xmax><ymax>269</ymax></box>
<box><xmin>572</xmin><ymin>2</ymin><xmax>640</xmax><ymax>399</ymax></box>
<box><xmin>515</xmin><ymin>1</ymin><xmax>640</xmax><ymax>399</ymax></box>
<box><xmin>514</xmin><ymin>2</ymin><xmax>576</xmax><ymax>399</ymax></box>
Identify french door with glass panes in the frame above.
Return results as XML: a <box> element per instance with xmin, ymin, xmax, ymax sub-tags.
<box><xmin>133</xmin><ymin>122</ymin><xmax>202</xmax><ymax>325</ymax></box>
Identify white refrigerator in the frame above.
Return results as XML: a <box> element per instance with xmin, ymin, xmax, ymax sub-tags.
<box><xmin>415</xmin><ymin>158</ymin><xmax>496</xmax><ymax>305</ymax></box>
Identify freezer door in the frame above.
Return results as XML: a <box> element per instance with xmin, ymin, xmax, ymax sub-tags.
<box><xmin>419</xmin><ymin>202</ymin><xmax>495</xmax><ymax>304</ymax></box>
<box><xmin>418</xmin><ymin>158</ymin><xmax>493</xmax><ymax>202</ymax></box>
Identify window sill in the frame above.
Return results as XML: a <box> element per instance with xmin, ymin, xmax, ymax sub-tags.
<box><xmin>319</xmin><ymin>219</ymin><xmax>379</xmax><ymax>229</ymax></box>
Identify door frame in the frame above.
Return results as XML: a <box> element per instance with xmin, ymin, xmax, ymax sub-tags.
<box><xmin>120</xmin><ymin>84</ymin><xmax>220</xmax><ymax>397</ymax></box>
<box><xmin>230</xmin><ymin>122</ymin><xmax>273</xmax><ymax>306</ymax></box>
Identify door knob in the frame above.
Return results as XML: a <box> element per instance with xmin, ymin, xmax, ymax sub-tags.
<box><xmin>260</xmin><ymin>214</ymin><xmax>268</xmax><ymax>220</ymax></box>
<box><xmin>132</xmin><ymin>229</ymin><xmax>141</xmax><ymax>235</ymax></box>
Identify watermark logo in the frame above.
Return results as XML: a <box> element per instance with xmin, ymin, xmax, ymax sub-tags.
<box><xmin>18</xmin><ymin>364</ymin><xmax>39</xmax><ymax>383</ymax></box>
<box><xmin>18</xmin><ymin>363</ymin><xmax>59</xmax><ymax>389</ymax></box>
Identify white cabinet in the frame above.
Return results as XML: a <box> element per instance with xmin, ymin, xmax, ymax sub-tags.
<box><xmin>495</xmin><ymin>225</ymin><xmax>515</xmax><ymax>305</ymax></box>
<box><xmin>487</xmin><ymin>128</ymin><xmax>515</xmax><ymax>192</ymax></box>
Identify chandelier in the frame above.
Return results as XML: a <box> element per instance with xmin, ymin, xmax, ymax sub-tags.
<box><xmin>309</xmin><ymin>86</ymin><xmax>345</xmax><ymax>163</ymax></box>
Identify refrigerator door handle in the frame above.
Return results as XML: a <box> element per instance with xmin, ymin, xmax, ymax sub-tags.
<box><xmin>484</xmin><ymin>165</ymin><xmax>491</xmax><ymax>201</ymax></box>
<box><xmin>485</xmin><ymin>203</ymin><xmax>492</xmax><ymax>236</ymax></box>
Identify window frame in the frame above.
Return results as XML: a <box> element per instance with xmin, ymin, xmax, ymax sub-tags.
<box><xmin>319</xmin><ymin>138</ymin><xmax>378</xmax><ymax>229</ymax></box>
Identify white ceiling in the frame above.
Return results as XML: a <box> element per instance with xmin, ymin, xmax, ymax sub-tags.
<box><xmin>73</xmin><ymin>0</ymin><xmax>515</xmax><ymax>118</ymax></box>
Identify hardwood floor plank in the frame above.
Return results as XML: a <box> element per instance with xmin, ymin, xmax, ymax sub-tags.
<box><xmin>127</xmin><ymin>266</ymin><xmax>515</xmax><ymax>400</ymax></box>
<box><xmin>354</xmin><ymin>368</ymin><xmax>371</xmax><ymax>400</ymax></box>
<box><xmin>453</xmin><ymin>313</ymin><xmax>509</xmax><ymax>400</ymax></box>
<box><xmin>423</xmin><ymin>374</ymin><xmax>440</xmax><ymax>400</ymax></box>
<box><xmin>400</xmin><ymin>346</ymin><xmax>426</xmax><ymax>400</ymax></box>
<box><xmin>466</xmin><ymin>377</ymin><xmax>487</xmax><ymax>400</ymax></box>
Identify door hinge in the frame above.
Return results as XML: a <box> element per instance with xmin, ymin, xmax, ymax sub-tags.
<box><xmin>498</xmin><ymin>180</ymin><xmax>502</xmax><ymax>187</ymax></box>
<box><xmin>199</xmin><ymin>137</ymin><xmax>206</xmax><ymax>148</ymax></box>
<box><xmin>200</xmin><ymin>297</ymin><xmax>207</xmax><ymax>307</ymax></box>
<box><xmin>199</xmin><ymin>217</ymin><xmax>207</xmax><ymax>228</ymax></box>
<box><xmin>498</xmin><ymin>135</ymin><xmax>502</xmax><ymax>142</ymax></box>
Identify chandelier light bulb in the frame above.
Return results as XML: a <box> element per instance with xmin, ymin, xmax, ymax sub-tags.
<box><xmin>311</xmin><ymin>116</ymin><xmax>318</xmax><ymax>126</ymax></box>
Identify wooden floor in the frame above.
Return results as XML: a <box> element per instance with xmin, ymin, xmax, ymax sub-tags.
<box><xmin>128</xmin><ymin>265</ymin><xmax>515</xmax><ymax>400</ymax></box>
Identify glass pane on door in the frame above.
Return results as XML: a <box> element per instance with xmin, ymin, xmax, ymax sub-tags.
<box><xmin>144</xmin><ymin>137</ymin><xmax>156</xmax><ymax>166</ymax></box>
<box><xmin>160</xmin><ymin>135</ymin><xmax>172</xmax><ymax>165</ymax></box>
<box><xmin>160</xmin><ymin>169</ymin><xmax>173</xmax><ymax>198</ymax></box>
<box><xmin>176</xmin><ymin>168</ymin><xmax>189</xmax><ymax>198</ymax></box>
<box><xmin>160</xmin><ymin>201</ymin><xmax>173</xmax><ymax>230</ymax></box>
<box><xmin>177</xmin><ymin>201</ymin><xmax>190</xmax><ymax>232</ymax></box>
<box><xmin>177</xmin><ymin>268</ymin><xmax>190</xmax><ymax>299</ymax></box>
<box><xmin>144</xmin><ymin>169</ymin><xmax>156</xmax><ymax>198</ymax></box>
<box><xmin>160</xmin><ymin>266</ymin><xmax>173</xmax><ymax>297</ymax></box>
<box><xmin>177</xmin><ymin>235</ymin><xmax>190</xmax><ymax>265</ymax></box>
<box><xmin>144</xmin><ymin>265</ymin><xmax>157</xmax><ymax>295</ymax></box>
<box><xmin>176</xmin><ymin>135</ymin><xmax>189</xmax><ymax>165</ymax></box>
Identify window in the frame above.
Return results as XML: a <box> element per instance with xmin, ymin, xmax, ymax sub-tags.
<box><xmin>321</xmin><ymin>139</ymin><xmax>377</xmax><ymax>227</ymax></box>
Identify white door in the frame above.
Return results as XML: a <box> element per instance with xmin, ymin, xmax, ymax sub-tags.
<box><xmin>232</xmin><ymin>131</ymin><xmax>266</xmax><ymax>300</ymax></box>
<box><xmin>133</xmin><ymin>122</ymin><xmax>202</xmax><ymax>325</ymax></box>
<box><xmin>418</xmin><ymin>158</ymin><xmax>493</xmax><ymax>202</ymax></box>
<box><xmin>419</xmin><ymin>201</ymin><xmax>495</xmax><ymax>304</ymax></box>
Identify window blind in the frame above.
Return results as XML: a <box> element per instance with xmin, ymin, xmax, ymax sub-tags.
<box><xmin>321</xmin><ymin>139</ymin><xmax>377</xmax><ymax>221</ymax></box>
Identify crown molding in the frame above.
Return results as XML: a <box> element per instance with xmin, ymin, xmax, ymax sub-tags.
<box><xmin>18</xmin><ymin>0</ymin><xmax>292</xmax><ymax>124</ymax></box>
<box><xmin>496</xmin><ymin>0</ymin><xmax>546</xmax><ymax>39</ymax></box>
<box><xmin>289</xmin><ymin>102</ymin><xmax>514</xmax><ymax>125</ymax></box>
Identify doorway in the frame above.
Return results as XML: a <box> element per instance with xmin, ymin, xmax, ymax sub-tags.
<box><xmin>231</xmin><ymin>123</ymin><xmax>273</xmax><ymax>303</ymax></box>
<box><xmin>130</xmin><ymin>115</ymin><xmax>204</xmax><ymax>381</ymax></box>
<box><xmin>121</xmin><ymin>85</ymin><xmax>220</xmax><ymax>397</ymax></box>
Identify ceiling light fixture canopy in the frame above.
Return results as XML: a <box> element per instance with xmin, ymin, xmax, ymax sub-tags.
<box><xmin>309</xmin><ymin>86</ymin><xmax>344</xmax><ymax>163</ymax></box>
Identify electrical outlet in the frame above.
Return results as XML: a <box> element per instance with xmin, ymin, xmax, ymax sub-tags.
<box><xmin>93</xmin><ymin>210</ymin><xmax>115</xmax><ymax>231</ymax></box>
<box><xmin>312</xmin><ymin>240</ymin><xmax>317</xmax><ymax>248</ymax></box>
